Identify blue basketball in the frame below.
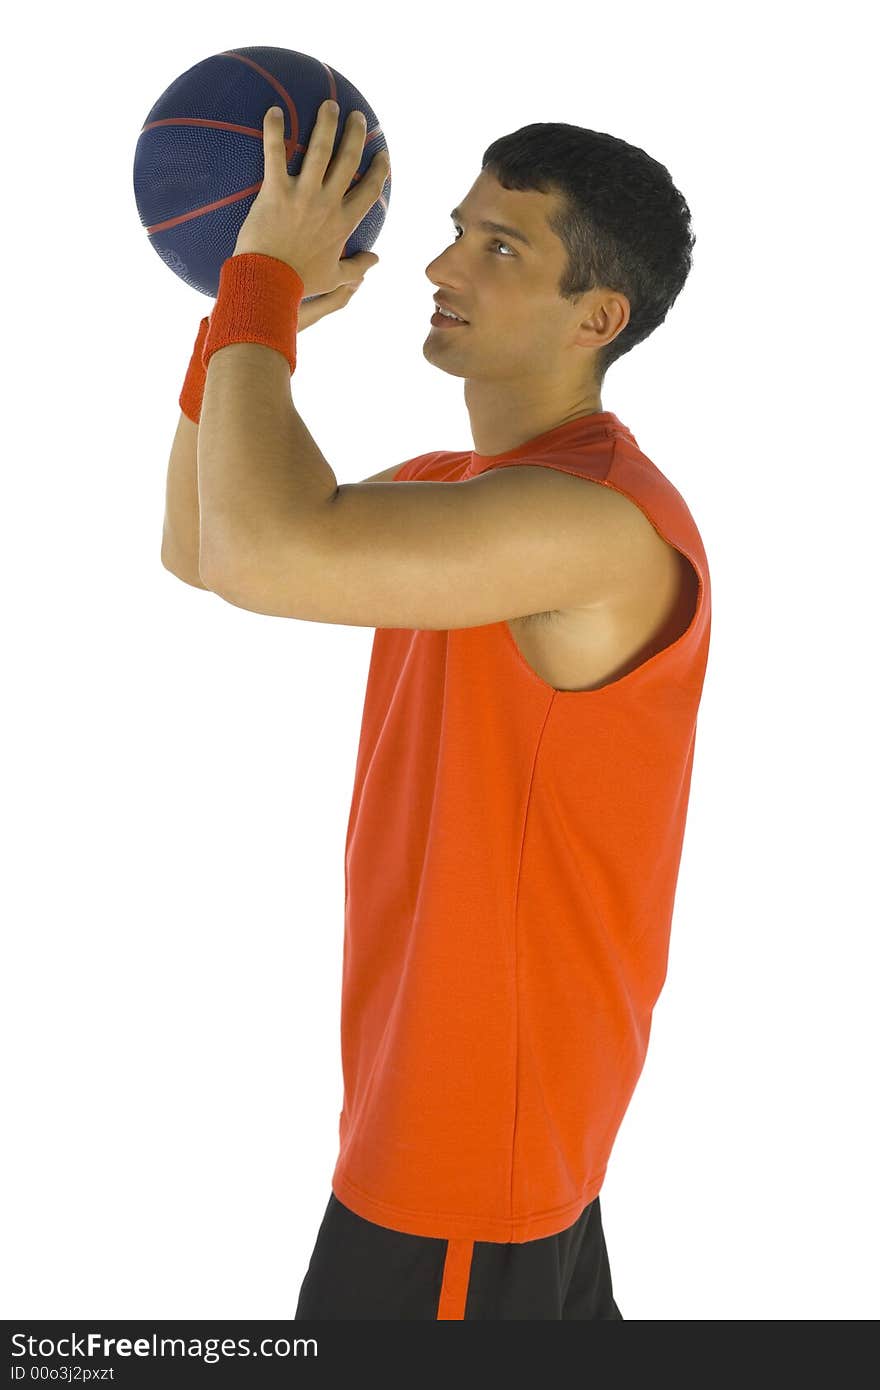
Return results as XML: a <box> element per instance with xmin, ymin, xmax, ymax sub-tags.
<box><xmin>133</xmin><ymin>45</ymin><xmax>391</xmax><ymax>302</ymax></box>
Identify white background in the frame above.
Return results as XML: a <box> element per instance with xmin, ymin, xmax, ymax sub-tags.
<box><xmin>3</xmin><ymin>0</ymin><xmax>877</xmax><ymax>1322</ymax></box>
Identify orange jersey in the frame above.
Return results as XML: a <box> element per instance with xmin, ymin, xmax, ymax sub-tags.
<box><xmin>331</xmin><ymin>412</ymin><xmax>712</xmax><ymax>1242</ymax></box>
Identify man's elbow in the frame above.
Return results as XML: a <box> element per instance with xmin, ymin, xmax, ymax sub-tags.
<box><xmin>197</xmin><ymin>525</ymin><xmax>240</xmax><ymax>593</ymax></box>
<box><xmin>197</xmin><ymin>537</ymin><xmax>264</xmax><ymax>608</ymax></box>
<box><xmin>197</xmin><ymin>557</ymin><xmax>232</xmax><ymax>595</ymax></box>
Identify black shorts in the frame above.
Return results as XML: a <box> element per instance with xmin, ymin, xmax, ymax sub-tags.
<box><xmin>294</xmin><ymin>1192</ymin><xmax>623</xmax><ymax>1320</ymax></box>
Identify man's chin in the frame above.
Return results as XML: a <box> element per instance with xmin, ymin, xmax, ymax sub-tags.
<box><xmin>422</xmin><ymin>338</ymin><xmax>470</xmax><ymax>377</ymax></box>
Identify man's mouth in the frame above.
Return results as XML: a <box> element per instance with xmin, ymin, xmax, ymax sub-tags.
<box><xmin>431</xmin><ymin>310</ymin><xmax>469</xmax><ymax>328</ymax></box>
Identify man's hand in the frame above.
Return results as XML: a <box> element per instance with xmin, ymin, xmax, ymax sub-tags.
<box><xmin>205</xmin><ymin>259</ymin><xmax>377</xmax><ymax>340</ymax></box>
<box><xmin>296</xmin><ymin>266</ymin><xmax>376</xmax><ymax>331</ymax></box>
<box><xmin>232</xmin><ymin>100</ymin><xmax>390</xmax><ymax>297</ymax></box>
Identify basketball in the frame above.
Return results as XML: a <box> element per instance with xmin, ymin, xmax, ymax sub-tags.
<box><xmin>133</xmin><ymin>45</ymin><xmax>391</xmax><ymax>302</ymax></box>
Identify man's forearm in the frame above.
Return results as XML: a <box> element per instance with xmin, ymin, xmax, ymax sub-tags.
<box><xmin>161</xmin><ymin>412</ymin><xmax>208</xmax><ymax>586</ymax></box>
<box><xmin>197</xmin><ymin>339</ymin><xmax>338</xmax><ymax>584</ymax></box>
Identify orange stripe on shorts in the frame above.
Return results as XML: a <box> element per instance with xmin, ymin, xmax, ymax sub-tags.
<box><xmin>436</xmin><ymin>1237</ymin><xmax>475</xmax><ymax>1319</ymax></box>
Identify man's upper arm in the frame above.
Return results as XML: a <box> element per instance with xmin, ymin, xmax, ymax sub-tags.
<box><xmin>210</xmin><ymin>463</ymin><xmax>668</xmax><ymax>632</ymax></box>
<box><xmin>358</xmin><ymin>463</ymin><xmax>404</xmax><ymax>484</ymax></box>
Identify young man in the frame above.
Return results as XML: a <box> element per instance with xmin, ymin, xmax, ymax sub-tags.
<box><xmin>170</xmin><ymin>110</ymin><xmax>711</xmax><ymax>1319</ymax></box>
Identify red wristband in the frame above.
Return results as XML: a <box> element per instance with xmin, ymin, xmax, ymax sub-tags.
<box><xmin>202</xmin><ymin>253</ymin><xmax>305</xmax><ymax>376</ymax></box>
<box><xmin>178</xmin><ymin>315</ymin><xmax>210</xmax><ymax>423</ymax></box>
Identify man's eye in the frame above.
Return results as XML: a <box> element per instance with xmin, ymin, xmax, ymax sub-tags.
<box><xmin>451</xmin><ymin>226</ymin><xmax>514</xmax><ymax>256</ymax></box>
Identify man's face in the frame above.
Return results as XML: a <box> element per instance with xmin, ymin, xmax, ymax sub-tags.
<box><xmin>423</xmin><ymin>170</ymin><xmax>583</xmax><ymax>380</ymax></box>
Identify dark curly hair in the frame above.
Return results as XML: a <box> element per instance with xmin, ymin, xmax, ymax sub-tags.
<box><xmin>481</xmin><ymin>122</ymin><xmax>696</xmax><ymax>386</ymax></box>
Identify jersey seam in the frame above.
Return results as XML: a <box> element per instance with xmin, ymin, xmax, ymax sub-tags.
<box><xmin>507</xmin><ymin>689</ymin><xmax>558</xmax><ymax>1220</ymax></box>
<box><xmin>335</xmin><ymin>1164</ymin><xmax>606</xmax><ymax>1227</ymax></box>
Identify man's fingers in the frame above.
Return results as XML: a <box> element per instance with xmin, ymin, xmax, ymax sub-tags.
<box><xmin>298</xmin><ymin>99</ymin><xmax>340</xmax><ymax>183</ymax></box>
<box><xmin>262</xmin><ymin>106</ymin><xmax>289</xmax><ymax>182</ymax></box>
<box><xmin>342</xmin><ymin>251</ymin><xmax>380</xmax><ymax>279</ymax></box>
<box><xmin>345</xmin><ymin>109</ymin><xmax>369</xmax><ymax>147</ymax></box>
<box><xmin>342</xmin><ymin>151</ymin><xmax>390</xmax><ymax>227</ymax></box>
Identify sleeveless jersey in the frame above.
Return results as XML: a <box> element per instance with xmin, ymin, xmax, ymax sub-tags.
<box><xmin>330</xmin><ymin>410</ymin><xmax>712</xmax><ymax>1242</ymax></box>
